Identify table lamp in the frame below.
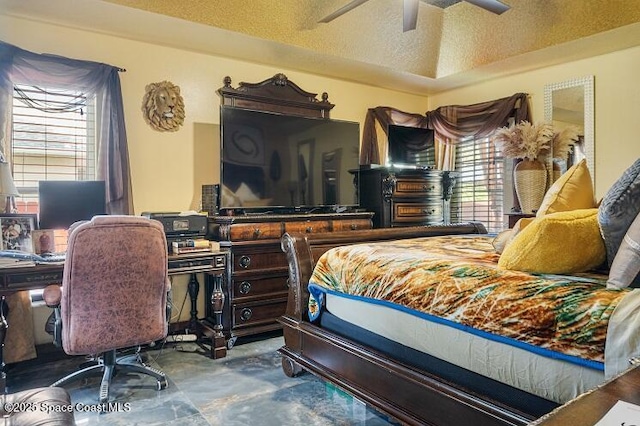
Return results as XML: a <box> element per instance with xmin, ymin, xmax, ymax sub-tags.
<box><xmin>0</xmin><ymin>156</ymin><xmax>19</xmax><ymax>214</ymax></box>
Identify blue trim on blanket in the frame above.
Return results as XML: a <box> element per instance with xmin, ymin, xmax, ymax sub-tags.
<box><xmin>308</xmin><ymin>282</ymin><xmax>604</xmax><ymax>372</ymax></box>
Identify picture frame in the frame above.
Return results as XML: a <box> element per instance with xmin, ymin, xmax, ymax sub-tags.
<box><xmin>0</xmin><ymin>213</ymin><xmax>38</xmax><ymax>252</ymax></box>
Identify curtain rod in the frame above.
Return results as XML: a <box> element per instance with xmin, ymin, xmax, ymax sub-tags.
<box><xmin>117</xmin><ymin>67</ymin><xmax>126</xmax><ymax>72</ymax></box>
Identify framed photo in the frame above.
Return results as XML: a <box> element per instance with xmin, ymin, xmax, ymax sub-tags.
<box><xmin>32</xmin><ymin>229</ymin><xmax>56</xmax><ymax>254</ymax></box>
<box><xmin>0</xmin><ymin>214</ymin><xmax>38</xmax><ymax>252</ymax></box>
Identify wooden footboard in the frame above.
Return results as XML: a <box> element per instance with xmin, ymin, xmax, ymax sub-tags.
<box><xmin>277</xmin><ymin>223</ymin><xmax>539</xmax><ymax>426</ymax></box>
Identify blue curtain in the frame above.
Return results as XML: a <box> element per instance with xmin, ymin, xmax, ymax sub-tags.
<box><xmin>0</xmin><ymin>40</ymin><xmax>133</xmax><ymax>214</ymax></box>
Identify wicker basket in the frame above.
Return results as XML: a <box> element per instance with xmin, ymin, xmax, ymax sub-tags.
<box><xmin>514</xmin><ymin>159</ymin><xmax>547</xmax><ymax>214</ymax></box>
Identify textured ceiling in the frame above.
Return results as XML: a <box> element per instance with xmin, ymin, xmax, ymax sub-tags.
<box><xmin>2</xmin><ymin>0</ymin><xmax>640</xmax><ymax>94</ymax></box>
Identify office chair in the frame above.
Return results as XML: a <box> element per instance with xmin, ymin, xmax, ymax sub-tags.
<box><xmin>43</xmin><ymin>215</ymin><xmax>170</xmax><ymax>403</ymax></box>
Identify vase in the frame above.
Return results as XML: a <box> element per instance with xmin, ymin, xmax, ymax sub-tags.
<box><xmin>513</xmin><ymin>159</ymin><xmax>547</xmax><ymax>214</ymax></box>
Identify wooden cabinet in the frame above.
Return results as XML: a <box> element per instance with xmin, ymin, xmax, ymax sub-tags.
<box><xmin>505</xmin><ymin>213</ymin><xmax>536</xmax><ymax>228</ymax></box>
<box><xmin>207</xmin><ymin>212</ymin><xmax>373</xmax><ymax>347</ymax></box>
<box><xmin>359</xmin><ymin>167</ymin><xmax>454</xmax><ymax>228</ymax></box>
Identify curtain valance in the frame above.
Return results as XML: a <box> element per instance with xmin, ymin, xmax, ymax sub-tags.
<box><xmin>360</xmin><ymin>93</ymin><xmax>531</xmax><ymax>165</ymax></box>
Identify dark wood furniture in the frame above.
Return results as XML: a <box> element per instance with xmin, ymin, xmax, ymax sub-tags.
<box><xmin>208</xmin><ymin>212</ymin><xmax>372</xmax><ymax>348</ymax></box>
<box><xmin>359</xmin><ymin>167</ymin><xmax>445</xmax><ymax>228</ymax></box>
<box><xmin>212</xmin><ymin>74</ymin><xmax>374</xmax><ymax>346</ymax></box>
<box><xmin>0</xmin><ymin>251</ymin><xmax>228</xmax><ymax>392</ymax></box>
<box><xmin>278</xmin><ymin>222</ymin><xmax>555</xmax><ymax>426</ymax></box>
<box><xmin>531</xmin><ymin>365</ymin><xmax>640</xmax><ymax>425</ymax></box>
<box><xmin>505</xmin><ymin>212</ymin><xmax>535</xmax><ymax>228</ymax></box>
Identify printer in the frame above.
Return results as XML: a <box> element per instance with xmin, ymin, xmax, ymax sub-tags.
<box><xmin>141</xmin><ymin>212</ymin><xmax>208</xmax><ymax>247</ymax></box>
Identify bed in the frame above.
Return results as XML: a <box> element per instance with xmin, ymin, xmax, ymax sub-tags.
<box><xmin>277</xmin><ymin>223</ymin><xmax>639</xmax><ymax>426</ymax></box>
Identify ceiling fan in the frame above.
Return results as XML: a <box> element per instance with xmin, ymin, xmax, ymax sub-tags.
<box><xmin>319</xmin><ymin>0</ymin><xmax>510</xmax><ymax>32</ymax></box>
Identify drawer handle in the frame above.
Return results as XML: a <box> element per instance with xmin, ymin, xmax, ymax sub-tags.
<box><xmin>422</xmin><ymin>208</ymin><xmax>435</xmax><ymax>215</ymax></box>
<box><xmin>305</xmin><ymin>226</ymin><xmax>313</xmax><ymax>233</ymax></box>
<box><xmin>253</xmin><ymin>228</ymin><xmax>262</xmax><ymax>237</ymax></box>
<box><xmin>350</xmin><ymin>223</ymin><xmax>357</xmax><ymax>230</ymax></box>
<box><xmin>239</xmin><ymin>255</ymin><xmax>251</xmax><ymax>268</ymax></box>
<box><xmin>422</xmin><ymin>184</ymin><xmax>435</xmax><ymax>191</ymax></box>
<box><xmin>240</xmin><ymin>308</ymin><xmax>253</xmax><ymax>321</ymax></box>
<box><xmin>239</xmin><ymin>281</ymin><xmax>252</xmax><ymax>295</ymax></box>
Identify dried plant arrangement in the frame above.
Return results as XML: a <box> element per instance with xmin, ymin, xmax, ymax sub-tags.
<box><xmin>550</xmin><ymin>126</ymin><xmax>580</xmax><ymax>160</ymax></box>
<box><xmin>492</xmin><ymin>121</ymin><xmax>554</xmax><ymax>161</ymax></box>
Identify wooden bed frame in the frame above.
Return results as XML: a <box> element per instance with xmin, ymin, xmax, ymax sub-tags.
<box><xmin>278</xmin><ymin>223</ymin><xmax>544</xmax><ymax>426</ymax></box>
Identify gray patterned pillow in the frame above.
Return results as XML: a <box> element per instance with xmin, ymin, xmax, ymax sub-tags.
<box><xmin>598</xmin><ymin>158</ymin><xmax>640</xmax><ymax>267</ymax></box>
<box><xmin>607</xmin><ymin>211</ymin><xmax>640</xmax><ymax>288</ymax></box>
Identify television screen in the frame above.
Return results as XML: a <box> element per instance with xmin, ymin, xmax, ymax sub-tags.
<box><xmin>387</xmin><ymin>124</ymin><xmax>435</xmax><ymax>168</ymax></box>
<box><xmin>38</xmin><ymin>180</ymin><xmax>107</xmax><ymax>230</ymax></box>
<box><xmin>220</xmin><ymin>107</ymin><xmax>360</xmax><ymax>211</ymax></box>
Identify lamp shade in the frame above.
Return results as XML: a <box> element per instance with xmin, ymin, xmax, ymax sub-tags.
<box><xmin>0</xmin><ymin>161</ymin><xmax>19</xmax><ymax>196</ymax></box>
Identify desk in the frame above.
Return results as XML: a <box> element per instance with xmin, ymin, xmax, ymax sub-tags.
<box><xmin>0</xmin><ymin>251</ymin><xmax>228</xmax><ymax>392</ymax></box>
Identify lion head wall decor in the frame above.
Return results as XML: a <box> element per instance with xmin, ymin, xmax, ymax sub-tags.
<box><xmin>142</xmin><ymin>80</ymin><xmax>185</xmax><ymax>132</ymax></box>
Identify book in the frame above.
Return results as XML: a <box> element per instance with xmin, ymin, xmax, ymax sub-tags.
<box><xmin>172</xmin><ymin>239</ymin><xmax>211</xmax><ymax>249</ymax></box>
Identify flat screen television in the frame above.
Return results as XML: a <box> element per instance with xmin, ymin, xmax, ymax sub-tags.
<box><xmin>387</xmin><ymin>124</ymin><xmax>435</xmax><ymax>168</ymax></box>
<box><xmin>220</xmin><ymin>106</ymin><xmax>360</xmax><ymax>212</ymax></box>
<box><xmin>38</xmin><ymin>180</ymin><xmax>107</xmax><ymax>230</ymax></box>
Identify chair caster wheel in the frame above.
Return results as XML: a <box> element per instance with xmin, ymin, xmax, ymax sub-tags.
<box><xmin>227</xmin><ymin>336</ymin><xmax>238</xmax><ymax>350</ymax></box>
<box><xmin>157</xmin><ymin>378</ymin><xmax>168</xmax><ymax>390</ymax></box>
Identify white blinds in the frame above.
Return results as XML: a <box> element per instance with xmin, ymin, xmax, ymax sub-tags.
<box><xmin>450</xmin><ymin>137</ymin><xmax>505</xmax><ymax>233</ymax></box>
<box><xmin>11</xmin><ymin>84</ymin><xmax>96</xmax><ymax>205</ymax></box>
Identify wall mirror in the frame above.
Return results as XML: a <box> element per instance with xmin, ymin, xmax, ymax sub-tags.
<box><xmin>544</xmin><ymin>75</ymin><xmax>595</xmax><ymax>184</ymax></box>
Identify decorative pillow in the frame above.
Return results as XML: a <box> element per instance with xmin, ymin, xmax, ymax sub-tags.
<box><xmin>492</xmin><ymin>217</ymin><xmax>534</xmax><ymax>254</ymax></box>
<box><xmin>607</xmin><ymin>212</ymin><xmax>640</xmax><ymax>289</ymax></box>
<box><xmin>498</xmin><ymin>208</ymin><xmax>605</xmax><ymax>274</ymax></box>
<box><xmin>598</xmin><ymin>158</ymin><xmax>640</xmax><ymax>267</ymax></box>
<box><xmin>536</xmin><ymin>159</ymin><xmax>595</xmax><ymax>217</ymax></box>
<box><xmin>492</xmin><ymin>229</ymin><xmax>512</xmax><ymax>254</ymax></box>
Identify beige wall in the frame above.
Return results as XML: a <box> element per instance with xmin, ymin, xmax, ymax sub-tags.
<box><xmin>0</xmin><ymin>15</ymin><xmax>431</xmax><ymax>215</ymax></box>
<box><xmin>428</xmin><ymin>46</ymin><xmax>640</xmax><ymax>198</ymax></box>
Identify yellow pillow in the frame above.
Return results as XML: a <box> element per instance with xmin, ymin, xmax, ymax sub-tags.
<box><xmin>536</xmin><ymin>159</ymin><xmax>596</xmax><ymax>217</ymax></box>
<box><xmin>498</xmin><ymin>208</ymin><xmax>605</xmax><ymax>274</ymax></box>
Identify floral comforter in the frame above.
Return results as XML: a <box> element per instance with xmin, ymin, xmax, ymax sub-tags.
<box><xmin>308</xmin><ymin>235</ymin><xmax>630</xmax><ymax>367</ymax></box>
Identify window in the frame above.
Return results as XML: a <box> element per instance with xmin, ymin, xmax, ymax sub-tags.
<box><xmin>10</xmin><ymin>84</ymin><xmax>97</xmax><ymax>302</ymax></box>
<box><xmin>11</xmin><ymin>84</ymin><xmax>97</xmax><ymax>214</ymax></box>
<box><xmin>450</xmin><ymin>137</ymin><xmax>505</xmax><ymax>233</ymax></box>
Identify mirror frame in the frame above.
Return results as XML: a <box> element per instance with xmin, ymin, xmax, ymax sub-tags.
<box><xmin>544</xmin><ymin>75</ymin><xmax>595</xmax><ymax>184</ymax></box>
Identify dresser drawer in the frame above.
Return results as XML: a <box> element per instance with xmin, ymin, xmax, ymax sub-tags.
<box><xmin>392</xmin><ymin>201</ymin><xmax>443</xmax><ymax>223</ymax></box>
<box><xmin>331</xmin><ymin>218</ymin><xmax>372</xmax><ymax>232</ymax></box>
<box><xmin>285</xmin><ymin>220</ymin><xmax>331</xmax><ymax>234</ymax></box>
<box><xmin>232</xmin><ymin>249</ymin><xmax>287</xmax><ymax>272</ymax></box>
<box><xmin>232</xmin><ymin>299</ymin><xmax>288</xmax><ymax>328</ymax></box>
<box><xmin>228</xmin><ymin>222</ymin><xmax>283</xmax><ymax>240</ymax></box>
<box><xmin>394</xmin><ymin>178</ymin><xmax>442</xmax><ymax>197</ymax></box>
<box><xmin>232</xmin><ymin>275</ymin><xmax>288</xmax><ymax>301</ymax></box>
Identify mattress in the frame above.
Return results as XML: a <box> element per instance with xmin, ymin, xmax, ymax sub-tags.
<box><xmin>307</xmin><ymin>234</ymin><xmax>640</xmax><ymax>404</ymax></box>
<box><xmin>325</xmin><ymin>292</ymin><xmax>604</xmax><ymax>404</ymax></box>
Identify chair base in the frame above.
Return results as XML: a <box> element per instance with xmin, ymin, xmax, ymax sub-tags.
<box><xmin>51</xmin><ymin>348</ymin><xmax>168</xmax><ymax>404</ymax></box>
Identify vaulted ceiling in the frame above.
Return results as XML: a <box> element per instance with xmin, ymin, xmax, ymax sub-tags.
<box><xmin>2</xmin><ymin>0</ymin><xmax>640</xmax><ymax>94</ymax></box>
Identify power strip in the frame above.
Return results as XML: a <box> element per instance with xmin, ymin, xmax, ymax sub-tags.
<box><xmin>165</xmin><ymin>334</ymin><xmax>197</xmax><ymax>343</ymax></box>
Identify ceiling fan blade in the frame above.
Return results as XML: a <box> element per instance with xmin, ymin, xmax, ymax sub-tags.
<box><xmin>403</xmin><ymin>0</ymin><xmax>419</xmax><ymax>32</ymax></box>
<box><xmin>463</xmin><ymin>0</ymin><xmax>510</xmax><ymax>14</ymax></box>
<box><xmin>318</xmin><ymin>0</ymin><xmax>371</xmax><ymax>23</ymax></box>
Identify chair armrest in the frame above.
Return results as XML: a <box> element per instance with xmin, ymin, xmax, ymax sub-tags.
<box><xmin>42</xmin><ymin>285</ymin><xmax>61</xmax><ymax>307</ymax></box>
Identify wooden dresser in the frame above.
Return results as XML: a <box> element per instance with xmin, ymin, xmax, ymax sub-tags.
<box><xmin>359</xmin><ymin>167</ymin><xmax>451</xmax><ymax>228</ymax></box>
<box><xmin>207</xmin><ymin>212</ymin><xmax>373</xmax><ymax>347</ymax></box>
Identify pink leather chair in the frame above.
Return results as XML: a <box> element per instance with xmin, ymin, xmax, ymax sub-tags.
<box><xmin>43</xmin><ymin>215</ymin><xmax>170</xmax><ymax>403</ymax></box>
